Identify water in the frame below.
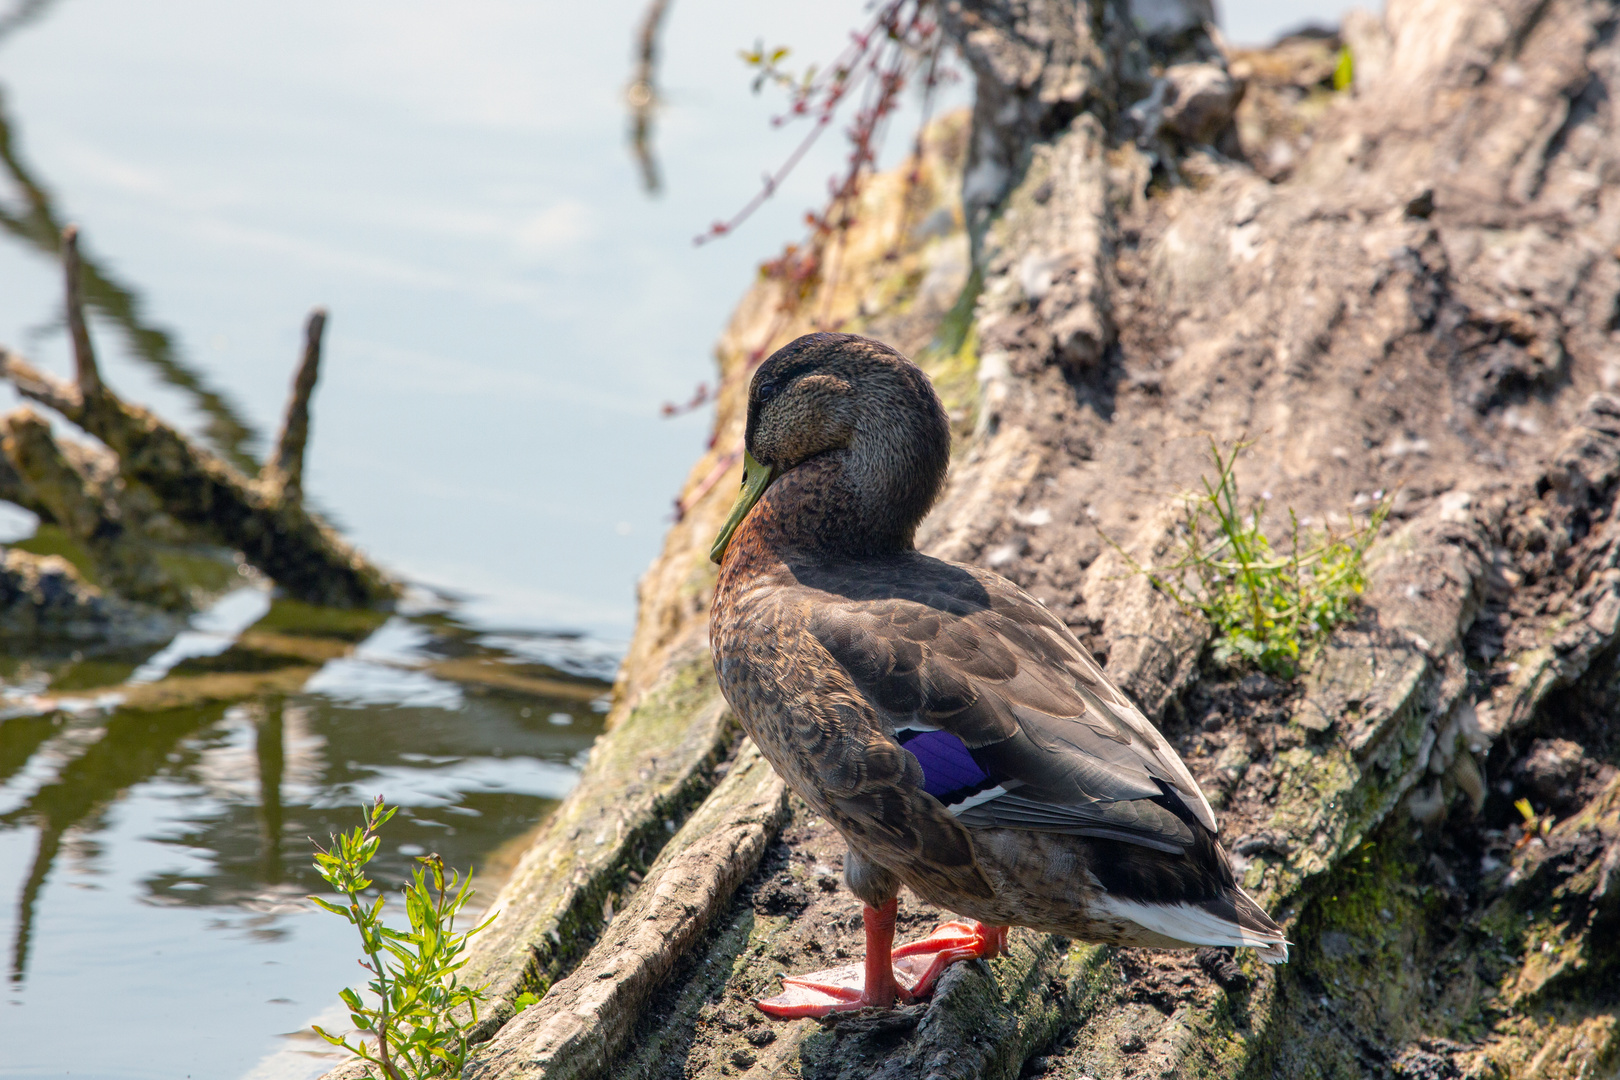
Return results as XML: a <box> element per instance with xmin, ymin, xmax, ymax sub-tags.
<box><xmin>0</xmin><ymin>1</ymin><xmax>1361</xmax><ymax>1076</ymax></box>
<box><xmin>0</xmin><ymin>591</ymin><xmax>613</xmax><ymax>1079</ymax></box>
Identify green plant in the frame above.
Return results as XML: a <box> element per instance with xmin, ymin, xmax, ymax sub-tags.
<box><xmin>1113</xmin><ymin>439</ymin><xmax>1390</xmax><ymax>678</ymax></box>
<box><xmin>1333</xmin><ymin>44</ymin><xmax>1355</xmax><ymax>92</ymax></box>
<box><xmin>309</xmin><ymin>797</ymin><xmax>493</xmax><ymax>1079</ymax></box>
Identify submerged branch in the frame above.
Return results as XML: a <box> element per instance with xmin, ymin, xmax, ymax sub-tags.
<box><xmin>0</xmin><ymin>408</ymin><xmax>189</xmax><ymax>610</ymax></box>
<box><xmin>0</xmin><ymin>227</ymin><xmax>395</xmax><ymax>610</ymax></box>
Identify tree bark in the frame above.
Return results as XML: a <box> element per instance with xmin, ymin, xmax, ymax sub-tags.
<box><xmin>327</xmin><ymin>1</ymin><xmax>1620</xmax><ymax>1076</ymax></box>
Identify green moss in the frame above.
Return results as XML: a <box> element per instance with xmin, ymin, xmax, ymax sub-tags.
<box><xmin>915</xmin><ymin>266</ymin><xmax>983</xmax><ymax>444</ymax></box>
<box><xmin>249</xmin><ymin>597</ymin><xmax>390</xmax><ymax>641</ymax></box>
<box><xmin>149</xmin><ymin>546</ymin><xmax>240</xmax><ymax>596</ymax></box>
<box><xmin>11</xmin><ymin>524</ymin><xmax>98</xmax><ymax>584</ymax></box>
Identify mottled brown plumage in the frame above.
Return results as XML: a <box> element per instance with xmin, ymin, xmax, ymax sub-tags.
<box><xmin>709</xmin><ymin>333</ymin><xmax>1285</xmax><ymax>1015</ymax></box>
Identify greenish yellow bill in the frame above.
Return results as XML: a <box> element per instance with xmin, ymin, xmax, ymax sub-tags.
<box><xmin>710</xmin><ymin>451</ymin><xmax>777</xmax><ymax>564</ymax></box>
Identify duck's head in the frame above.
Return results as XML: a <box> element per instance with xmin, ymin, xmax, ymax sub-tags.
<box><xmin>710</xmin><ymin>333</ymin><xmax>950</xmax><ymax>563</ymax></box>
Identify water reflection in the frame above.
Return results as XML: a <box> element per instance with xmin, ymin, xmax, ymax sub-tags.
<box><xmin>5</xmin><ymin>701</ymin><xmax>226</xmax><ymax>982</ymax></box>
<box><xmin>0</xmin><ymin>83</ymin><xmax>263</xmax><ymax>472</ymax></box>
<box><xmin>0</xmin><ymin>606</ymin><xmax>609</xmax><ymax>1079</ymax></box>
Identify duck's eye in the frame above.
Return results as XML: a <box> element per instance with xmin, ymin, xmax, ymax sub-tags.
<box><xmin>756</xmin><ymin>381</ymin><xmax>781</xmax><ymax>406</ymax></box>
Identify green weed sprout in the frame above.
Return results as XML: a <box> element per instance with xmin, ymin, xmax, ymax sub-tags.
<box><xmin>1114</xmin><ymin>439</ymin><xmax>1390</xmax><ymax>678</ymax></box>
<box><xmin>309</xmin><ymin>797</ymin><xmax>494</xmax><ymax>1080</ymax></box>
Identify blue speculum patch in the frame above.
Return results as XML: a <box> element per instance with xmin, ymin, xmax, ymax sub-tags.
<box><xmin>897</xmin><ymin>729</ymin><xmax>991</xmax><ymax>800</ymax></box>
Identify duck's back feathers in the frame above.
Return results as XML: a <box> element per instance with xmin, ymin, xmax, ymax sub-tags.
<box><xmin>799</xmin><ymin>554</ymin><xmax>1217</xmax><ymax>851</ymax></box>
<box><xmin>786</xmin><ymin>551</ymin><xmax>1288</xmax><ymax>959</ymax></box>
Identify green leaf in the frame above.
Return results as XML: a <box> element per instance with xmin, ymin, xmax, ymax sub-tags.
<box><xmin>309</xmin><ymin>896</ymin><xmax>352</xmax><ymax>919</ymax></box>
<box><xmin>309</xmin><ymin>798</ymin><xmax>496</xmax><ymax>1077</ymax></box>
<box><xmin>1333</xmin><ymin>45</ymin><xmax>1354</xmax><ymax>91</ymax></box>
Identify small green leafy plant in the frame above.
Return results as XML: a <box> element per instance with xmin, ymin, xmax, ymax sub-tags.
<box><xmin>309</xmin><ymin>797</ymin><xmax>494</xmax><ymax>1079</ymax></box>
<box><xmin>1116</xmin><ymin>440</ymin><xmax>1390</xmax><ymax>678</ymax></box>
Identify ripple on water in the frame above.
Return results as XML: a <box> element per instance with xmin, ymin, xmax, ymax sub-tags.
<box><xmin>0</xmin><ymin>606</ymin><xmax>613</xmax><ymax>1080</ymax></box>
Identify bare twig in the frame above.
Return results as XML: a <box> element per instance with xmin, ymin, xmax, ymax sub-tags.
<box><xmin>262</xmin><ymin>308</ymin><xmax>326</xmax><ymax>504</ymax></box>
<box><xmin>627</xmin><ymin>0</ymin><xmax>674</xmax><ymax>194</ymax></box>
<box><xmin>60</xmin><ymin>225</ymin><xmax>102</xmax><ymax>398</ymax></box>
<box><xmin>694</xmin><ymin>0</ymin><xmax>941</xmax><ymax>248</ymax></box>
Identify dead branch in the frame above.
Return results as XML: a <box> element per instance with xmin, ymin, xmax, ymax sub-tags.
<box><xmin>0</xmin><ymin>105</ymin><xmax>261</xmax><ymax>470</ymax></box>
<box><xmin>260</xmin><ymin>307</ymin><xmax>325</xmax><ymax>504</ymax></box>
<box><xmin>0</xmin><ymin>227</ymin><xmax>396</xmax><ymax>608</ymax></box>
<box><xmin>60</xmin><ymin>225</ymin><xmax>101</xmax><ymax>398</ymax></box>
<box><xmin>0</xmin><ymin>346</ymin><xmax>393</xmax><ymax>607</ymax></box>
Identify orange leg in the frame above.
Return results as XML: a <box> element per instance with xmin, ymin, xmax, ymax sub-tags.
<box><xmin>755</xmin><ymin>901</ymin><xmax>1010</xmax><ymax>1019</ymax></box>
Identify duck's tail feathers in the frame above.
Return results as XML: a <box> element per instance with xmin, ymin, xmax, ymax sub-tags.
<box><xmin>1098</xmin><ymin>886</ymin><xmax>1290</xmax><ymax>964</ymax></box>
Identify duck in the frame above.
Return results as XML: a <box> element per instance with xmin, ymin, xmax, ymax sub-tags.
<box><xmin>708</xmin><ymin>332</ymin><xmax>1286</xmax><ymax>1018</ymax></box>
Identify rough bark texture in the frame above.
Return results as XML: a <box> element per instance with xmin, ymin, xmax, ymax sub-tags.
<box><xmin>326</xmin><ymin>1</ymin><xmax>1620</xmax><ymax>1076</ymax></box>
<box><xmin>0</xmin><ymin>407</ymin><xmax>191</xmax><ymax>610</ymax></box>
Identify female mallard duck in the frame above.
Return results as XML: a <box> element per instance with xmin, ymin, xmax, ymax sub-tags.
<box><xmin>710</xmin><ymin>333</ymin><xmax>1286</xmax><ymax>1018</ymax></box>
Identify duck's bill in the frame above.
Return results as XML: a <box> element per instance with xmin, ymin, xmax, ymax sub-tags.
<box><xmin>709</xmin><ymin>451</ymin><xmax>777</xmax><ymax>564</ymax></box>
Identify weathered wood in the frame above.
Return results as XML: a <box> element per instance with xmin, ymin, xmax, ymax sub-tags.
<box><xmin>465</xmin><ymin>742</ymin><xmax>790</xmax><ymax>1080</ymax></box>
<box><xmin>455</xmin><ymin>648</ymin><xmax>739</xmax><ymax>1012</ymax></box>
<box><xmin>0</xmin><ymin>547</ymin><xmax>178</xmax><ymax>643</ymax></box>
<box><xmin>0</xmin><ymin>407</ymin><xmax>190</xmax><ymax>610</ymax></box>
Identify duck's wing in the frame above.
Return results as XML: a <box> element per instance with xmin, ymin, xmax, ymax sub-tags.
<box><xmin>807</xmin><ymin>559</ymin><xmax>1217</xmax><ymax>856</ymax></box>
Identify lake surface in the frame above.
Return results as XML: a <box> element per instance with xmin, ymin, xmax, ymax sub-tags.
<box><xmin>0</xmin><ymin>1</ymin><xmax>1361</xmax><ymax>1077</ymax></box>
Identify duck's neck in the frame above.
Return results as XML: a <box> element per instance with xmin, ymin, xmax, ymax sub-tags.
<box><xmin>742</xmin><ymin>449</ymin><xmax>938</xmax><ymax>562</ymax></box>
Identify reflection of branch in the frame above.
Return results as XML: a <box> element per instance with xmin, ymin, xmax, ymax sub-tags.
<box><xmin>626</xmin><ymin>0</ymin><xmax>673</xmax><ymax>195</ymax></box>
<box><xmin>255</xmin><ymin>704</ymin><xmax>285</xmax><ymax>885</ymax></box>
<box><xmin>0</xmin><ymin>0</ymin><xmax>57</xmax><ymax>44</ymax></box>
<box><xmin>0</xmin><ymin>86</ymin><xmax>262</xmax><ymax>472</ymax></box>
<box><xmin>6</xmin><ymin>706</ymin><xmax>223</xmax><ymax>984</ymax></box>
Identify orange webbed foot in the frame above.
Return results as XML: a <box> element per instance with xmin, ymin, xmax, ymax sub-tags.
<box><xmin>755</xmin><ymin>911</ymin><xmax>1011</xmax><ymax>1019</ymax></box>
<box><xmin>755</xmin><ymin>963</ymin><xmax>912</xmax><ymax>1018</ymax></box>
<box><xmin>891</xmin><ymin>919</ymin><xmax>1010</xmax><ymax>997</ymax></box>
